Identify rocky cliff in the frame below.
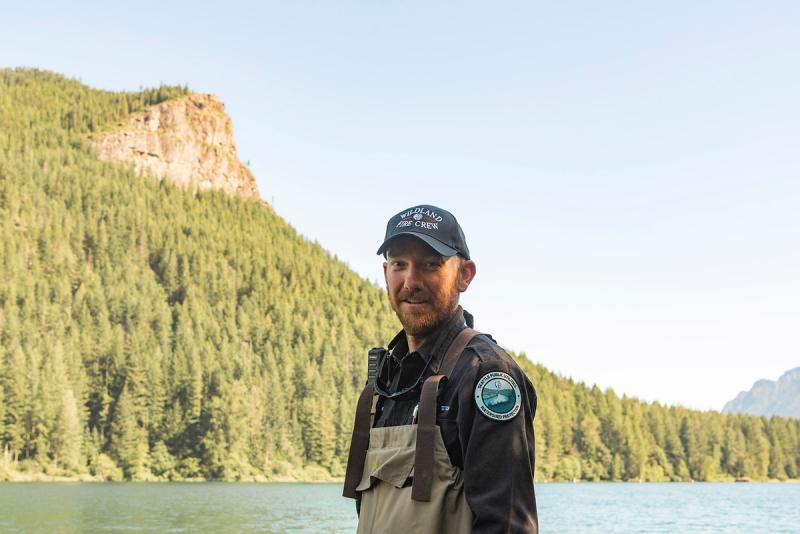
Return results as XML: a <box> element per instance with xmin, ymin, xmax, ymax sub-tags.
<box><xmin>90</xmin><ymin>94</ymin><xmax>260</xmax><ymax>200</ymax></box>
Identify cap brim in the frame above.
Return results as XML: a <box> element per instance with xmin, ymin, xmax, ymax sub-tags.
<box><xmin>376</xmin><ymin>232</ymin><xmax>458</xmax><ymax>257</ymax></box>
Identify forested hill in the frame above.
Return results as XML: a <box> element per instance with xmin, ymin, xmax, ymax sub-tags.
<box><xmin>0</xmin><ymin>68</ymin><xmax>398</xmax><ymax>481</ymax></box>
<box><xmin>1</xmin><ymin>69</ymin><xmax>798</xmax><ymax>482</ymax></box>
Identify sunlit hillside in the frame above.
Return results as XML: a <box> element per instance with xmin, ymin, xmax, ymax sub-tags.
<box><xmin>1</xmin><ymin>69</ymin><xmax>797</xmax><ymax>482</ymax></box>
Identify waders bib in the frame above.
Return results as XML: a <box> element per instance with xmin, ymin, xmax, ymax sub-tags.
<box><xmin>343</xmin><ymin>328</ymin><xmax>479</xmax><ymax>534</ymax></box>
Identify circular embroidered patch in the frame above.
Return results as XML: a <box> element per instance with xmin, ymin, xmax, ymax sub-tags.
<box><xmin>474</xmin><ymin>371</ymin><xmax>521</xmax><ymax>421</ymax></box>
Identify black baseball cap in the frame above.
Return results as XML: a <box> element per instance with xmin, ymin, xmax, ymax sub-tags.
<box><xmin>376</xmin><ymin>204</ymin><xmax>470</xmax><ymax>260</ymax></box>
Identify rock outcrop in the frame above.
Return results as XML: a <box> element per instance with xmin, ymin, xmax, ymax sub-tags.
<box><xmin>90</xmin><ymin>94</ymin><xmax>260</xmax><ymax>200</ymax></box>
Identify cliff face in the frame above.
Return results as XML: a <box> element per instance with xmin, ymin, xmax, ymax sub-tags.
<box><xmin>90</xmin><ymin>94</ymin><xmax>260</xmax><ymax>200</ymax></box>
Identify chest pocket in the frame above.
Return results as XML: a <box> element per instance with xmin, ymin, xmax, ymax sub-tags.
<box><xmin>356</xmin><ymin>426</ymin><xmax>416</xmax><ymax>491</ymax></box>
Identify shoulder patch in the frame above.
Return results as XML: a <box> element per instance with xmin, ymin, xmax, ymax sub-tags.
<box><xmin>474</xmin><ymin>371</ymin><xmax>521</xmax><ymax>421</ymax></box>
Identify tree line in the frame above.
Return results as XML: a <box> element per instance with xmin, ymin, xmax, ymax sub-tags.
<box><xmin>521</xmin><ymin>359</ymin><xmax>798</xmax><ymax>481</ymax></box>
<box><xmin>1</xmin><ymin>68</ymin><xmax>797</xmax><ymax>481</ymax></box>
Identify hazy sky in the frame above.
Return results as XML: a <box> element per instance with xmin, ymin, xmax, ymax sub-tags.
<box><xmin>3</xmin><ymin>1</ymin><xmax>798</xmax><ymax>410</ymax></box>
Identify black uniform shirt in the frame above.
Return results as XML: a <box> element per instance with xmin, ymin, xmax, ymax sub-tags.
<box><xmin>374</xmin><ymin>307</ymin><xmax>539</xmax><ymax>534</ymax></box>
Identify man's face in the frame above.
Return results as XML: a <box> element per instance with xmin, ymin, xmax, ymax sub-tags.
<box><xmin>383</xmin><ymin>235</ymin><xmax>474</xmax><ymax>337</ymax></box>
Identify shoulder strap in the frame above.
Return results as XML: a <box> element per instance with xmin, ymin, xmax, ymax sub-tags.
<box><xmin>342</xmin><ymin>383</ymin><xmax>374</xmax><ymax>499</ymax></box>
<box><xmin>411</xmin><ymin>327</ymin><xmax>479</xmax><ymax>502</ymax></box>
<box><xmin>435</xmin><ymin>327</ymin><xmax>479</xmax><ymax>377</ymax></box>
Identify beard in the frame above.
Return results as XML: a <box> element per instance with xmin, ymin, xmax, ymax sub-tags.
<box><xmin>388</xmin><ymin>278</ymin><xmax>461</xmax><ymax>337</ymax></box>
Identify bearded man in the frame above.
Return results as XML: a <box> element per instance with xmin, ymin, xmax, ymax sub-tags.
<box><xmin>343</xmin><ymin>204</ymin><xmax>538</xmax><ymax>534</ymax></box>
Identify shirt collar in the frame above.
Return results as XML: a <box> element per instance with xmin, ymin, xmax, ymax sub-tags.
<box><xmin>387</xmin><ymin>306</ymin><xmax>469</xmax><ymax>376</ymax></box>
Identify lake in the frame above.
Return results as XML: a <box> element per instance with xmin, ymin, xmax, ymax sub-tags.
<box><xmin>0</xmin><ymin>482</ymin><xmax>798</xmax><ymax>533</ymax></box>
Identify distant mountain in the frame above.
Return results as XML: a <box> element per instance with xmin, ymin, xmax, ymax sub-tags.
<box><xmin>723</xmin><ymin>368</ymin><xmax>800</xmax><ymax>419</ymax></box>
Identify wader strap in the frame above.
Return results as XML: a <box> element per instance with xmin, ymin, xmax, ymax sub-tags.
<box><xmin>343</xmin><ymin>383</ymin><xmax>374</xmax><ymax>498</ymax></box>
<box><xmin>412</xmin><ymin>327</ymin><xmax>479</xmax><ymax>502</ymax></box>
<box><xmin>435</xmin><ymin>327</ymin><xmax>479</xmax><ymax>378</ymax></box>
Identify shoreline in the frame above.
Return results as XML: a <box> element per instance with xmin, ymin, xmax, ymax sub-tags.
<box><xmin>0</xmin><ymin>472</ymin><xmax>344</xmax><ymax>483</ymax></box>
<box><xmin>2</xmin><ymin>472</ymin><xmax>798</xmax><ymax>484</ymax></box>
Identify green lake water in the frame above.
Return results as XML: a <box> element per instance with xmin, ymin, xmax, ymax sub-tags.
<box><xmin>0</xmin><ymin>482</ymin><xmax>798</xmax><ymax>533</ymax></box>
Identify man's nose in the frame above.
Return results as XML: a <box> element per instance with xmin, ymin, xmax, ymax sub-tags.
<box><xmin>403</xmin><ymin>265</ymin><xmax>424</xmax><ymax>291</ymax></box>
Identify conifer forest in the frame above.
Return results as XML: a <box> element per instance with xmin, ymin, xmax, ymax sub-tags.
<box><xmin>1</xmin><ymin>69</ymin><xmax>798</xmax><ymax>482</ymax></box>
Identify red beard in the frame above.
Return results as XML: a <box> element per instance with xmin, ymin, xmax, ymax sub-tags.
<box><xmin>389</xmin><ymin>280</ymin><xmax>460</xmax><ymax>337</ymax></box>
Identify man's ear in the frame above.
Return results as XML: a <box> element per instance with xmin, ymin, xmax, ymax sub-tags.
<box><xmin>383</xmin><ymin>261</ymin><xmax>388</xmax><ymax>285</ymax></box>
<box><xmin>457</xmin><ymin>259</ymin><xmax>476</xmax><ymax>292</ymax></box>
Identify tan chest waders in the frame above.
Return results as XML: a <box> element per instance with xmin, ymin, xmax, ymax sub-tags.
<box><xmin>343</xmin><ymin>328</ymin><xmax>479</xmax><ymax>534</ymax></box>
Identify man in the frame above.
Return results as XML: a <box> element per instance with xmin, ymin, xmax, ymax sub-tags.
<box><xmin>343</xmin><ymin>204</ymin><xmax>538</xmax><ymax>534</ymax></box>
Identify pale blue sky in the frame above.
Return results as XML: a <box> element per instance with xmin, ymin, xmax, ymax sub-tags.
<box><xmin>3</xmin><ymin>1</ymin><xmax>798</xmax><ymax>410</ymax></box>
